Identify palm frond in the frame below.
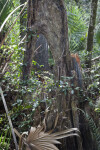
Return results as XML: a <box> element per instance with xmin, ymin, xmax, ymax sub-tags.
<box><xmin>14</xmin><ymin>125</ymin><xmax>82</xmax><ymax>150</ymax></box>
<box><xmin>67</xmin><ymin>4</ymin><xmax>88</xmax><ymax>51</ymax></box>
<box><xmin>0</xmin><ymin>3</ymin><xmax>24</xmax><ymax>32</ymax></box>
<box><xmin>0</xmin><ymin>0</ymin><xmax>12</xmax><ymax>26</ymax></box>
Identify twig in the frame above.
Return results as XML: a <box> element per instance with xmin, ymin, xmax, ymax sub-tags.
<box><xmin>34</xmin><ymin>44</ymin><xmax>42</xmax><ymax>54</ymax></box>
<box><xmin>0</xmin><ymin>87</ymin><xmax>18</xmax><ymax>150</ymax></box>
<box><xmin>18</xmin><ymin>34</ymin><xmax>27</xmax><ymax>46</ymax></box>
<box><xmin>92</xmin><ymin>55</ymin><xmax>100</xmax><ymax>62</ymax></box>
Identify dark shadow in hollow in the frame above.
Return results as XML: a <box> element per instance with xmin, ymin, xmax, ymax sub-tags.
<box><xmin>33</xmin><ymin>34</ymin><xmax>54</xmax><ymax>72</ymax></box>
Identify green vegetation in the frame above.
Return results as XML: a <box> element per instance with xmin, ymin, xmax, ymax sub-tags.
<box><xmin>0</xmin><ymin>0</ymin><xmax>100</xmax><ymax>149</ymax></box>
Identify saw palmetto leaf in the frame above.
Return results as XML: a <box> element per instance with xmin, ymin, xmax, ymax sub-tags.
<box><xmin>25</xmin><ymin>126</ymin><xmax>81</xmax><ymax>150</ymax></box>
<box><xmin>14</xmin><ymin>124</ymin><xmax>82</xmax><ymax>150</ymax></box>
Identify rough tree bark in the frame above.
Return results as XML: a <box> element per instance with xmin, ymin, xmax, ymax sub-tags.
<box><xmin>22</xmin><ymin>1</ymin><xmax>77</xmax><ymax>150</ymax></box>
<box><xmin>86</xmin><ymin>0</ymin><xmax>98</xmax><ymax>68</ymax></box>
<box><xmin>22</xmin><ymin>0</ymin><xmax>97</xmax><ymax>149</ymax></box>
<box><xmin>22</xmin><ymin>0</ymin><xmax>71</xmax><ymax>80</ymax></box>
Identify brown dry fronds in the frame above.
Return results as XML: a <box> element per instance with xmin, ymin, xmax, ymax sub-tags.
<box><xmin>14</xmin><ymin>125</ymin><xmax>82</xmax><ymax>150</ymax></box>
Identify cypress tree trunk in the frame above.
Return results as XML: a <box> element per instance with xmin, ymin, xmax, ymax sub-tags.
<box><xmin>22</xmin><ymin>1</ymin><xmax>77</xmax><ymax>150</ymax></box>
<box><xmin>22</xmin><ymin>0</ymin><xmax>71</xmax><ymax>80</ymax></box>
<box><xmin>22</xmin><ymin>0</ymin><xmax>98</xmax><ymax>149</ymax></box>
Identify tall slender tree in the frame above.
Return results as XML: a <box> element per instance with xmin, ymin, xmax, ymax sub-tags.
<box><xmin>86</xmin><ymin>0</ymin><xmax>98</xmax><ymax>68</ymax></box>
